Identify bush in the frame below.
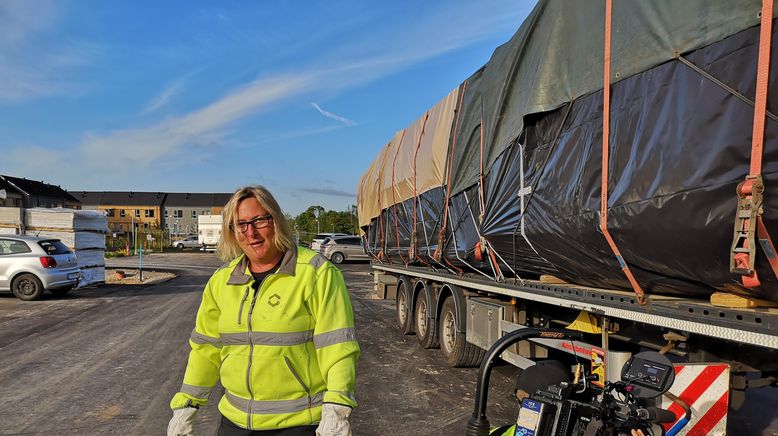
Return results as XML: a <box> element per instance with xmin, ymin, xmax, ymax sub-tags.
<box><xmin>105</xmin><ymin>251</ymin><xmax>128</xmax><ymax>258</ymax></box>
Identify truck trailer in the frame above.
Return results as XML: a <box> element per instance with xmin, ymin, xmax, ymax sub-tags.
<box><xmin>358</xmin><ymin>1</ymin><xmax>778</xmax><ymax>433</ymax></box>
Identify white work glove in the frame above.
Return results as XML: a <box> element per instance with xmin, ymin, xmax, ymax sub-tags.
<box><xmin>316</xmin><ymin>403</ymin><xmax>353</xmax><ymax>436</ymax></box>
<box><xmin>167</xmin><ymin>407</ymin><xmax>198</xmax><ymax>436</ymax></box>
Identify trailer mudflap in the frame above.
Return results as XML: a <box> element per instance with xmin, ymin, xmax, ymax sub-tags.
<box><xmin>661</xmin><ymin>363</ymin><xmax>730</xmax><ymax>436</ymax></box>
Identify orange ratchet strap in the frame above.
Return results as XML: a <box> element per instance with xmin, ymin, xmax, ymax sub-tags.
<box><xmin>601</xmin><ymin>0</ymin><xmax>647</xmax><ymax>304</ymax></box>
<box><xmin>730</xmin><ymin>0</ymin><xmax>778</xmax><ymax>286</ymax></box>
<box><xmin>435</xmin><ymin>81</ymin><xmax>468</xmax><ymax>260</ymax></box>
<box><xmin>412</xmin><ymin>112</ymin><xmax>431</xmax><ymax>265</ymax></box>
<box><xmin>375</xmin><ymin>144</ymin><xmax>392</xmax><ymax>261</ymax></box>
<box><xmin>476</xmin><ymin>113</ymin><xmax>504</xmax><ymax>279</ymax></box>
<box><xmin>391</xmin><ymin>130</ymin><xmax>408</xmax><ymax>264</ymax></box>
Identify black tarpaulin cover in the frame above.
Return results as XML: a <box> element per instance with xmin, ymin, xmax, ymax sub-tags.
<box><xmin>359</xmin><ymin>1</ymin><xmax>778</xmax><ymax>303</ymax></box>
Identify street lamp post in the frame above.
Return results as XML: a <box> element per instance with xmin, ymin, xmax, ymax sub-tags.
<box><xmin>313</xmin><ymin>208</ymin><xmax>320</xmax><ymax>234</ymax></box>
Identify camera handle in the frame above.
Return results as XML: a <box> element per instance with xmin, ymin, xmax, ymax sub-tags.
<box><xmin>465</xmin><ymin>328</ymin><xmax>585</xmax><ymax>436</ymax></box>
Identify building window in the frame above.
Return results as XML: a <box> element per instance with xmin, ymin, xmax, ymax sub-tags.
<box><xmin>145</xmin><ymin>210</ymin><xmax>155</xmax><ymax>218</ymax></box>
<box><xmin>174</xmin><ymin>210</ymin><xmax>183</xmax><ymax>218</ymax></box>
<box><xmin>164</xmin><ymin>209</ymin><xmax>169</xmax><ymax>218</ymax></box>
<box><xmin>135</xmin><ymin>209</ymin><xmax>141</xmax><ymax>218</ymax></box>
<box><xmin>191</xmin><ymin>210</ymin><xmax>197</xmax><ymax>218</ymax></box>
<box><xmin>120</xmin><ymin>210</ymin><xmax>126</xmax><ymax>218</ymax></box>
<box><xmin>106</xmin><ymin>209</ymin><xmax>114</xmax><ymax>217</ymax></box>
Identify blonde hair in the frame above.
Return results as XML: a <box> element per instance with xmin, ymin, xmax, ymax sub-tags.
<box><xmin>217</xmin><ymin>185</ymin><xmax>293</xmax><ymax>261</ymax></box>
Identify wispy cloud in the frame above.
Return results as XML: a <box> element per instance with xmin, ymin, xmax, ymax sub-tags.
<box><xmin>300</xmin><ymin>188</ymin><xmax>355</xmax><ymax>198</ymax></box>
<box><xmin>0</xmin><ymin>0</ymin><xmax>57</xmax><ymax>46</ymax></box>
<box><xmin>310</xmin><ymin>102</ymin><xmax>357</xmax><ymax>126</ymax></box>
<box><xmin>246</xmin><ymin>125</ymin><xmax>347</xmax><ymax>148</ymax></box>
<box><xmin>0</xmin><ymin>1</ymin><xmax>101</xmax><ymax>102</ymax></box>
<box><xmin>80</xmin><ymin>72</ymin><xmax>316</xmax><ymax>167</ymax></box>
<box><xmin>140</xmin><ymin>78</ymin><xmax>185</xmax><ymax>115</ymax></box>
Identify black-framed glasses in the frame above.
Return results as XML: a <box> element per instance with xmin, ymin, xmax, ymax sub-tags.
<box><xmin>231</xmin><ymin>215</ymin><xmax>273</xmax><ymax>233</ymax></box>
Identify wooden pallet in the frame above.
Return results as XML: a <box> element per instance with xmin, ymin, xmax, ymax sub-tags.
<box><xmin>710</xmin><ymin>292</ymin><xmax>778</xmax><ymax>309</ymax></box>
<box><xmin>539</xmin><ymin>275</ymin><xmax>569</xmax><ymax>285</ymax></box>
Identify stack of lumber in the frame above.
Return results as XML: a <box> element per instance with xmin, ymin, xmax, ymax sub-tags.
<box><xmin>24</xmin><ymin>208</ymin><xmax>108</xmax><ymax>287</ymax></box>
<box><xmin>0</xmin><ymin>207</ymin><xmax>22</xmax><ymax>234</ymax></box>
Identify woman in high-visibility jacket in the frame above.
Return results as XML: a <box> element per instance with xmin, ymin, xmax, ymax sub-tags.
<box><xmin>167</xmin><ymin>185</ymin><xmax>360</xmax><ymax>436</ymax></box>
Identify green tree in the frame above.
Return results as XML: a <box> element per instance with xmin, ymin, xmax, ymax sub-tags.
<box><xmin>292</xmin><ymin>205</ymin><xmax>359</xmax><ymax>243</ymax></box>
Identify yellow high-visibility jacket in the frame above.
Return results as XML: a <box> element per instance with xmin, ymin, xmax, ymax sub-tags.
<box><xmin>169</xmin><ymin>246</ymin><xmax>360</xmax><ymax>430</ymax></box>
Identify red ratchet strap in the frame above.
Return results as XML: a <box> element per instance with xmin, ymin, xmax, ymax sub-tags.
<box><xmin>601</xmin><ymin>0</ymin><xmax>647</xmax><ymax>304</ymax></box>
<box><xmin>435</xmin><ymin>81</ymin><xmax>469</xmax><ymax>260</ymax></box>
<box><xmin>730</xmin><ymin>0</ymin><xmax>778</xmax><ymax>286</ymax></box>
<box><xmin>391</xmin><ymin>130</ymin><xmax>408</xmax><ymax>264</ymax></box>
<box><xmin>376</xmin><ymin>145</ymin><xmax>391</xmax><ymax>260</ymax></box>
<box><xmin>476</xmin><ymin>115</ymin><xmax>504</xmax><ymax>279</ymax></box>
<box><xmin>412</xmin><ymin>112</ymin><xmax>431</xmax><ymax>265</ymax></box>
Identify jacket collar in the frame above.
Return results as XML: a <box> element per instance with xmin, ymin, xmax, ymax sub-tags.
<box><xmin>226</xmin><ymin>246</ymin><xmax>298</xmax><ymax>285</ymax></box>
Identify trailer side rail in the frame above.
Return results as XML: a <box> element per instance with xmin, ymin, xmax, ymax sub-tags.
<box><xmin>372</xmin><ymin>263</ymin><xmax>778</xmax><ymax>349</ymax></box>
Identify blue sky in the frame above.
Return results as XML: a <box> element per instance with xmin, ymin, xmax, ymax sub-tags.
<box><xmin>0</xmin><ymin>0</ymin><xmax>535</xmax><ymax>215</ymax></box>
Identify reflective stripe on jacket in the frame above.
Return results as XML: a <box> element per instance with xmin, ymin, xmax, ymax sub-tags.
<box><xmin>169</xmin><ymin>246</ymin><xmax>360</xmax><ymax>430</ymax></box>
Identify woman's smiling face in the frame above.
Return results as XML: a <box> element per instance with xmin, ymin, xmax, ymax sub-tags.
<box><xmin>235</xmin><ymin>197</ymin><xmax>281</xmax><ymax>271</ymax></box>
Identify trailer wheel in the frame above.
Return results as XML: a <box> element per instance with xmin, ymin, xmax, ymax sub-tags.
<box><xmin>439</xmin><ymin>296</ymin><xmax>483</xmax><ymax>367</ymax></box>
<box><xmin>395</xmin><ymin>279</ymin><xmax>414</xmax><ymax>335</ymax></box>
<box><xmin>415</xmin><ymin>293</ymin><xmax>439</xmax><ymax>349</ymax></box>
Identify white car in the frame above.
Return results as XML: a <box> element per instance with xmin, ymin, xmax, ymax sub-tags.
<box><xmin>0</xmin><ymin>235</ymin><xmax>80</xmax><ymax>300</ymax></box>
<box><xmin>310</xmin><ymin>233</ymin><xmax>348</xmax><ymax>251</ymax></box>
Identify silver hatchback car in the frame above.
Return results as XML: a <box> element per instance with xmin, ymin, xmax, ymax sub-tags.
<box><xmin>321</xmin><ymin>236</ymin><xmax>369</xmax><ymax>264</ymax></box>
<box><xmin>0</xmin><ymin>235</ymin><xmax>80</xmax><ymax>300</ymax></box>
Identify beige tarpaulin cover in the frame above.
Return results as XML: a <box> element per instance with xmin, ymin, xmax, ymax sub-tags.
<box><xmin>357</xmin><ymin>148</ymin><xmax>385</xmax><ymax>228</ymax></box>
<box><xmin>358</xmin><ymin>87</ymin><xmax>459</xmax><ymax>226</ymax></box>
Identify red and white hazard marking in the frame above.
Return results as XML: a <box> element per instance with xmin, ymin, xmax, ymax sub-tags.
<box><xmin>661</xmin><ymin>363</ymin><xmax>729</xmax><ymax>436</ymax></box>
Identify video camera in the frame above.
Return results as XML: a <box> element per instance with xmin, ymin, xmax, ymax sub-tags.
<box><xmin>516</xmin><ymin>351</ymin><xmax>676</xmax><ymax>435</ymax></box>
<box><xmin>467</xmin><ymin>329</ymin><xmax>679</xmax><ymax>436</ymax></box>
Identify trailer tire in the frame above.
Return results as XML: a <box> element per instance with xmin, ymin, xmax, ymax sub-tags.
<box><xmin>395</xmin><ymin>279</ymin><xmax>414</xmax><ymax>335</ymax></box>
<box><xmin>439</xmin><ymin>296</ymin><xmax>483</xmax><ymax>367</ymax></box>
<box><xmin>415</xmin><ymin>292</ymin><xmax>439</xmax><ymax>349</ymax></box>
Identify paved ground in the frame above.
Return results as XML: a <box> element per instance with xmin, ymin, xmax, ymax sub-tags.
<box><xmin>0</xmin><ymin>252</ymin><xmax>775</xmax><ymax>435</ymax></box>
<box><xmin>0</xmin><ymin>252</ymin><xmax>518</xmax><ymax>435</ymax></box>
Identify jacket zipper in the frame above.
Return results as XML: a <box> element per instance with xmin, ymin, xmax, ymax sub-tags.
<box><xmin>237</xmin><ymin>287</ymin><xmax>250</xmax><ymax>325</ymax></box>
<box><xmin>245</xmin><ymin>274</ymin><xmax>271</xmax><ymax>430</ymax></box>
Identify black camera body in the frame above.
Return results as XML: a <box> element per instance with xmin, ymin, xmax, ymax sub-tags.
<box><xmin>513</xmin><ymin>351</ymin><xmax>676</xmax><ymax>436</ymax></box>
<box><xmin>515</xmin><ymin>383</ymin><xmax>597</xmax><ymax>436</ymax></box>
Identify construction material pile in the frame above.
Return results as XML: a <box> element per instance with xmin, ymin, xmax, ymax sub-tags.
<box><xmin>358</xmin><ymin>0</ymin><xmax>778</xmax><ymax>303</ymax></box>
<box><xmin>0</xmin><ymin>208</ymin><xmax>22</xmax><ymax>235</ymax></box>
<box><xmin>25</xmin><ymin>208</ymin><xmax>108</xmax><ymax>287</ymax></box>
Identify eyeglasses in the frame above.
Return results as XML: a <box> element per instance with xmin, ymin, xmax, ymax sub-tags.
<box><xmin>231</xmin><ymin>215</ymin><xmax>273</xmax><ymax>233</ymax></box>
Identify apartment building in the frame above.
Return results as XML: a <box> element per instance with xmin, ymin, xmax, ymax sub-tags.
<box><xmin>163</xmin><ymin>193</ymin><xmax>231</xmax><ymax>236</ymax></box>
<box><xmin>71</xmin><ymin>191</ymin><xmax>231</xmax><ymax>236</ymax></box>
<box><xmin>71</xmin><ymin>191</ymin><xmax>165</xmax><ymax>234</ymax></box>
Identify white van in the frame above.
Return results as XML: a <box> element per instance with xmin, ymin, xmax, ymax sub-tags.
<box><xmin>198</xmin><ymin>215</ymin><xmax>222</xmax><ymax>251</ymax></box>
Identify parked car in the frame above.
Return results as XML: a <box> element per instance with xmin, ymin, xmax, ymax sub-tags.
<box><xmin>0</xmin><ymin>235</ymin><xmax>80</xmax><ymax>301</ymax></box>
<box><xmin>310</xmin><ymin>233</ymin><xmax>348</xmax><ymax>251</ymax></box>
<box><xmin>172</xmin><ymin>235</ymin><xmax>200</xmax><ymax>250</ymax></box>
<box><xmin>321</xmin><ymin>236</ymin><xmax>368</xmax><ymax>264</ymax></box>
